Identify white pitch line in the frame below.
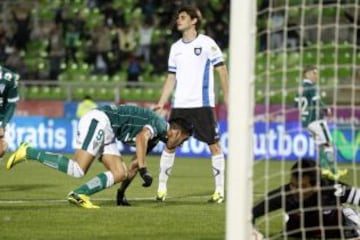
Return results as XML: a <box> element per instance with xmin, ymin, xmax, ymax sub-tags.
<box><xmin>0</xmin><ymin>195</ymin><xmax>209</xmax><ymax>204</ymax></box>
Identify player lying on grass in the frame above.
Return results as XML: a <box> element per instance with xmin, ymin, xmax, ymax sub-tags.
<box><xmin>7</xmin><ymin>104</ymin><xmax>193</xmax><ymax>209</ymax></box>
<box><xmin>253</xmin><ymin>158</ymin><xmax>360</xmax><ymax>239</ymax></box>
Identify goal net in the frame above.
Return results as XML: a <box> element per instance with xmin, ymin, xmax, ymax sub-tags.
<box><xmin>253</xmin><ymin>0</ymin><xmax>360</xmax><ymax>239</ymax></box>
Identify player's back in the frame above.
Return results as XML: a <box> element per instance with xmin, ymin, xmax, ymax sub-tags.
<box><xmin>98</xmin><ymin>105</ymin><xmax>168</xmax><ymax>144</ymax></box>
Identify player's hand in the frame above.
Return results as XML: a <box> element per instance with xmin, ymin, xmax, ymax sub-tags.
<box><xmin>0</xmin><ymin>127</ymin><xmax>4</xmax><ymax>138</ymax></box>
<box><xmin>139</xmin><ymin>167</ymin><xmax>153</xmax><ymax>187</ymax></box>
<box><xmin>252</xmin><ymin>227</ymin><xmax>264</xmax><ymax>240</ymax></box>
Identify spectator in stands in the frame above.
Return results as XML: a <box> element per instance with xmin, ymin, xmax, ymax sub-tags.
<box><xmin>287</xmin><ymin>21</ymin><xmax>301</xmax><ymax>50</ymax></box>
<box><xmin>47</xmin><ymin>24</ymin><xmax>65</xmax><ymax>80</ymax></box>
<box><xmin>344</xmin><ymin>8</ymin><xmax>360</xmax><ymax>49</ymax></box>
<box><xmin>253</xmin><ymin>158</ymin><xmax>360</xmax><ymax>239</ymax></box>
<box><xmin>76</xmin><ymin>95</ymin><xmax>97</xmax><ymax>119</ymax></box>
<box><xmin>5</xmin><ymin>47</ymin><xmax>28</xmax><ymax>79</ymax></box>
<box><xmin>11</xmin><ymin>9</ymin><xmax>32</xmax><ymax>51</ymax></box>
<box><xmin>65</xmin><ymin>22</ymin><xmax>80</xmax><ymax>63</ymax></box>
<box><xmin>136</xmin><ymin>16</ymin><xmax>154</xmax><ymax>63</ymax></box>
<box><xmin>0</xmin><ymin>28</ymin><xmax>10</xmax><ymax>63</ymax></box>
<box><xmin>150</xmin><ymin>36</ymin><xmax>168</xmax><ymax>75</ymax></box>
<box><xmin>269</xmin><ymin>10</ymin><xmax>285</xmax><ymax>50</ymax></box>
<box><xmin>116</xmin><ymin>25</ymin><xmax>137</xmax><ymax>65</ymax></box>
<box><xmin>87</xmin><ymin>25</ymin><xmax>113</xmax><ymax>75</ymax></box>
<box><xmin>101</xmin><ymin>2</ymin><xmax>121</xmax><ymax>28</ymax></box>
<box><xmin>126</xmin><ymin>55</ymin><xmax>142</xmax><ymax>88</ymax></box>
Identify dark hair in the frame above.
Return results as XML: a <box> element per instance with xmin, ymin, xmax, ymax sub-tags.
<box><xmin>291</xmin><ymin>158</ymin><xmax>319</xmax><ymax>186</ymax></box>
<box><xmin>83</xmin><ymin>95</ymin><xmax>92</xmax><ymax>100</ymax></box>
<box><xmin>177</xmin><ymin>5</ymin><xmax>202</xmax><ymax>30</ymax></box>
<box><xmin>169</xmin><ymin>117</ymin><xmax>193</xmax><ymax>136</ymax></box>
<box><xmin>303</xmin><ymin>65</ymin><xmax>317</xmax><ymax>76</ymax></box>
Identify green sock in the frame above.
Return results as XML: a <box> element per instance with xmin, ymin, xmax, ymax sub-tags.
<box><xmin>26</xmin><ymin>147</ymin><xmax>69</xmax><ymax>174</ymax></box>
<box><xmin>324</xmin><ymin>150</ymin><xmax>336</xmax><ymax>174</ymax></box>
<box><xmin>319</xmin><ymin>149</ymin><xmax>329</xmax><ymax>169</ymax></box>
<box><xmin>73</xmin><ymin>172</ymin><xmax>114</xmax><ymax>196</ymax></box>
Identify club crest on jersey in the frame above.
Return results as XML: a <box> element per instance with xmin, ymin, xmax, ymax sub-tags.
<box><xmin>194</xmin><ymin>47</ymin><xmax>202</xmax><ymax>56</ymax></box>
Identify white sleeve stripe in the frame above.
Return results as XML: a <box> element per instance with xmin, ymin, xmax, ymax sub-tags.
<box><xmin>354</xmin><ymin>189</ymin><xmax>360</xmax><ymax>205</ymax></box>
<box><xmin>211</xmin><ymin>57</ymin><xmax>223</xmax><ymax>65</ymax></box>
<box><xmin>144</xmin><ymin>125</ymin><xmax>155</xmax><ymax>139</ymax></box>
<box><xmin>346</xmin><ymin>188</ymin><xmax>355</xmax><ymax>203</ymax></box>
<box><xmin>7</xmin><ymin>96</ymin><xmax>19</xmax><ymax>103</ymax></box>
<box><xmin>312</xmin><ymin>96</ymin><xmax>320</xmax><ymax>100</ymax></box>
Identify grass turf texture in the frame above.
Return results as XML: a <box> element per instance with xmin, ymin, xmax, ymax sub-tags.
<box><xmin>0</xmin><ymin>155</ymin><xmax>224</xmax><ymax>240</ymax></box>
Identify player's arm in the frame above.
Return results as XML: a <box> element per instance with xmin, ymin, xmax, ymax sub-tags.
<box><xmin>335</xmin><ymin>182</ymin><xmax>360</xmax><ymax>206</ymax></box>
<box><xmin>2</xmin><ymin>102</ymin><xmax>16</xmax><ymax>129</ymax></box>
<box><xmin>2</xmin><ymin>73</ymin><xmax>19</xmax><ymax>129</ymax></box>
<box><xmin>154</xmin><ymin>73</ymin><xmax>176</xmax><ymax>112</ymax></box>
<box><xmin>135</xmin><ymin>126</ymin><xmax>154</xmax><ymax>187</ymax></box>
<box><xmin>253</xmin><ymin>186</ymin><xmax>285</xmax><ymax>222</ymax></box>
<box><xmin>215</xmin><ymin>63</ymin><xmax>229</xmax><ymax>108</ymax></box>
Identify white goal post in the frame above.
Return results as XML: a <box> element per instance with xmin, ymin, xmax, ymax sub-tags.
<box><xmin>226</xmin><ymin>0</ymin><xmax>256</xmax><ymax>240</ymax></box>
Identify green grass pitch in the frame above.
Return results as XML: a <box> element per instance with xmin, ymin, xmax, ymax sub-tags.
<box><xmin>1</xmin><ymin>154</ymin><xmax>358</xmax><ymax>240</ymax></box>
<box><xmin>0</xmin><ymin>155</ymin><xmax>224</xmax><ymax>240</ymax></box>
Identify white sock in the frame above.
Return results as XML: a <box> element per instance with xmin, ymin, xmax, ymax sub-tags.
<box><xmin>67</xmin><ymin>159</ymin><xmax>85</xmax><ymax>178</ymax></box>
<box><xmin>212</xmin><ymin>154</ymin><xmax>225</xmax><ymax>196</ymax></box>
<box><xmin>104</xmin><ymin>171</ymin><xmax>115</xmax><ymax>188</ymax></box>
<box><xmin>158</xmin><ymin>151</ymin><xmax>175</xmax><ymax>192</ymax></box>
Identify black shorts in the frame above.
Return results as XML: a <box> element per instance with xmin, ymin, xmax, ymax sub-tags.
<box><xmin>169</xmin><ymin>107</ymin><xmax>220</xmax><ymax>145</ymax></box>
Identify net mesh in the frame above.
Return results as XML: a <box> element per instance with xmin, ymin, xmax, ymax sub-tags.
<box><xmin>253</xmin><ymin>0</ymin><xmax>360</xmax><ymax>239</ymax></box>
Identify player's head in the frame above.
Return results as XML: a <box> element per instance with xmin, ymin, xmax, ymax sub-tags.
<box><xmin>166</xmin><ymin>117</ymin><xmax>193</xmax><ymax>149</ymax></box>
<box><xmin>303</xmin><ymin>65</ymin><xmax>318</xmax><ymax>82</ymax></box>
<box><xmin>289</xmin><ymin>158</ymin><xmax>319</xmax><ymax>201</ymax></box>
<box><xmin>176</xmin><ymin>5</ymin><xmax>202</xmax><ymax>32</ymax></box>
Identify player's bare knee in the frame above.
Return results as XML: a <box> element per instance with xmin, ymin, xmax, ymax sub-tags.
<box><xmin>68</xmin><ymin>160</ymin><xmax>85</xmax><ymax>178</ymax></box>
<box><xmin>112</xmin><ymin>168</ymin><xmax>127</xmax><ymax>183</ymax></box>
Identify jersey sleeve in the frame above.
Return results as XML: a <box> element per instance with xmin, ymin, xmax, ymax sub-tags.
<box><xmin>168</xmin><ymin>45</ymin><xmax>176</xmax><ymax>73</ymax></box>
<box><xmin>5</xmin><ymin>71</ymin><xmax>20</xmax><ymax>103</ymax></box>
<box><xmin>252</xmin><ymin>186</ymin><xmax>285</xmax><ymax>222</ymax></box>
<box><xmin>207</xmin><ymin>38</ymin><xmax>224</xmax><ymax>66</ymax></box>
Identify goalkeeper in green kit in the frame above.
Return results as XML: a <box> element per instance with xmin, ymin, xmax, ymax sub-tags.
<box><xmin>294</xmin><ymin>65</ymin><xmax>347</xmax><ymax>180</ymax></box>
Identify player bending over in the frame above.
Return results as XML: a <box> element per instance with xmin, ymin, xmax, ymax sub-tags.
<box><xmin>7</xmin><ymin>104</ymin><xmax>192</xmax><ymax>209</ymax></box>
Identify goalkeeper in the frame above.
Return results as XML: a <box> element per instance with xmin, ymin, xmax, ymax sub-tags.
<box><xmin>294</xmin><ymin>65</ymin><xmax>347</xmax><ymax>180</ymax></box>
<box><xmin>253</xmin><ymin>158</ymin><xmax>360</xmax><ymax>239</ymax></box>
<box><xmin>7</xmin><ymin>105</ymin><xmax>192</xmax><ymax>208</ymax></box>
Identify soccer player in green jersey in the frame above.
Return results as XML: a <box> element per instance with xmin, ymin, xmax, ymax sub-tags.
<box><xmin>294</xmin><ymin>65</ymin><xmax>347</xmax><ymax>180</ymax></box>
<box><xmin>0</xmin><ymin>66</ymin><xmax>20</xmax><ymax>164</ymax></box>
<box><xmin>6</xmin><ymin>105</ymin><xmax>193</xmax><ymax>208</ymax></box>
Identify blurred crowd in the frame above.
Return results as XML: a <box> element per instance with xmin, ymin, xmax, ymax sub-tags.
<box><xmin>0</xmin><ymin>0</ymin><xmax>229</xmax><ymax>81</ymax></box>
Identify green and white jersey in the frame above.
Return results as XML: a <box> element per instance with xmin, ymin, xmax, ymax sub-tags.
<box><xmin>0</xmin><ymin>66</ymin><xmax>19</xmax><ymax>125</ymax></box>
<box><xmin>98</xmin><ymin>105</ymin><xmax>169</xmax><ymax>148</ymax></box>
<box><xmin>294</xmin><ymin>79</ymin><xmax>326</xmax><ymax>127</ymax></box>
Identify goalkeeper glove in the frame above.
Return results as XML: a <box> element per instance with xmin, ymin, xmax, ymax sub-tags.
<box><xmin>139</xmin><ymin>167</ymin><xmax>153</xmax><ymax>187</ymax></box>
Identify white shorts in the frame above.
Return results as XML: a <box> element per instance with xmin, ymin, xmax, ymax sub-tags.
<box><xmin>75</xmin><ymin>109</ymin><xmax>120</xmax><ymax>157</ymax></box>
<box><xmin>307</xmin><ymin>119</ymin><xmax>332</xmax><ymax>145</ymax></box>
